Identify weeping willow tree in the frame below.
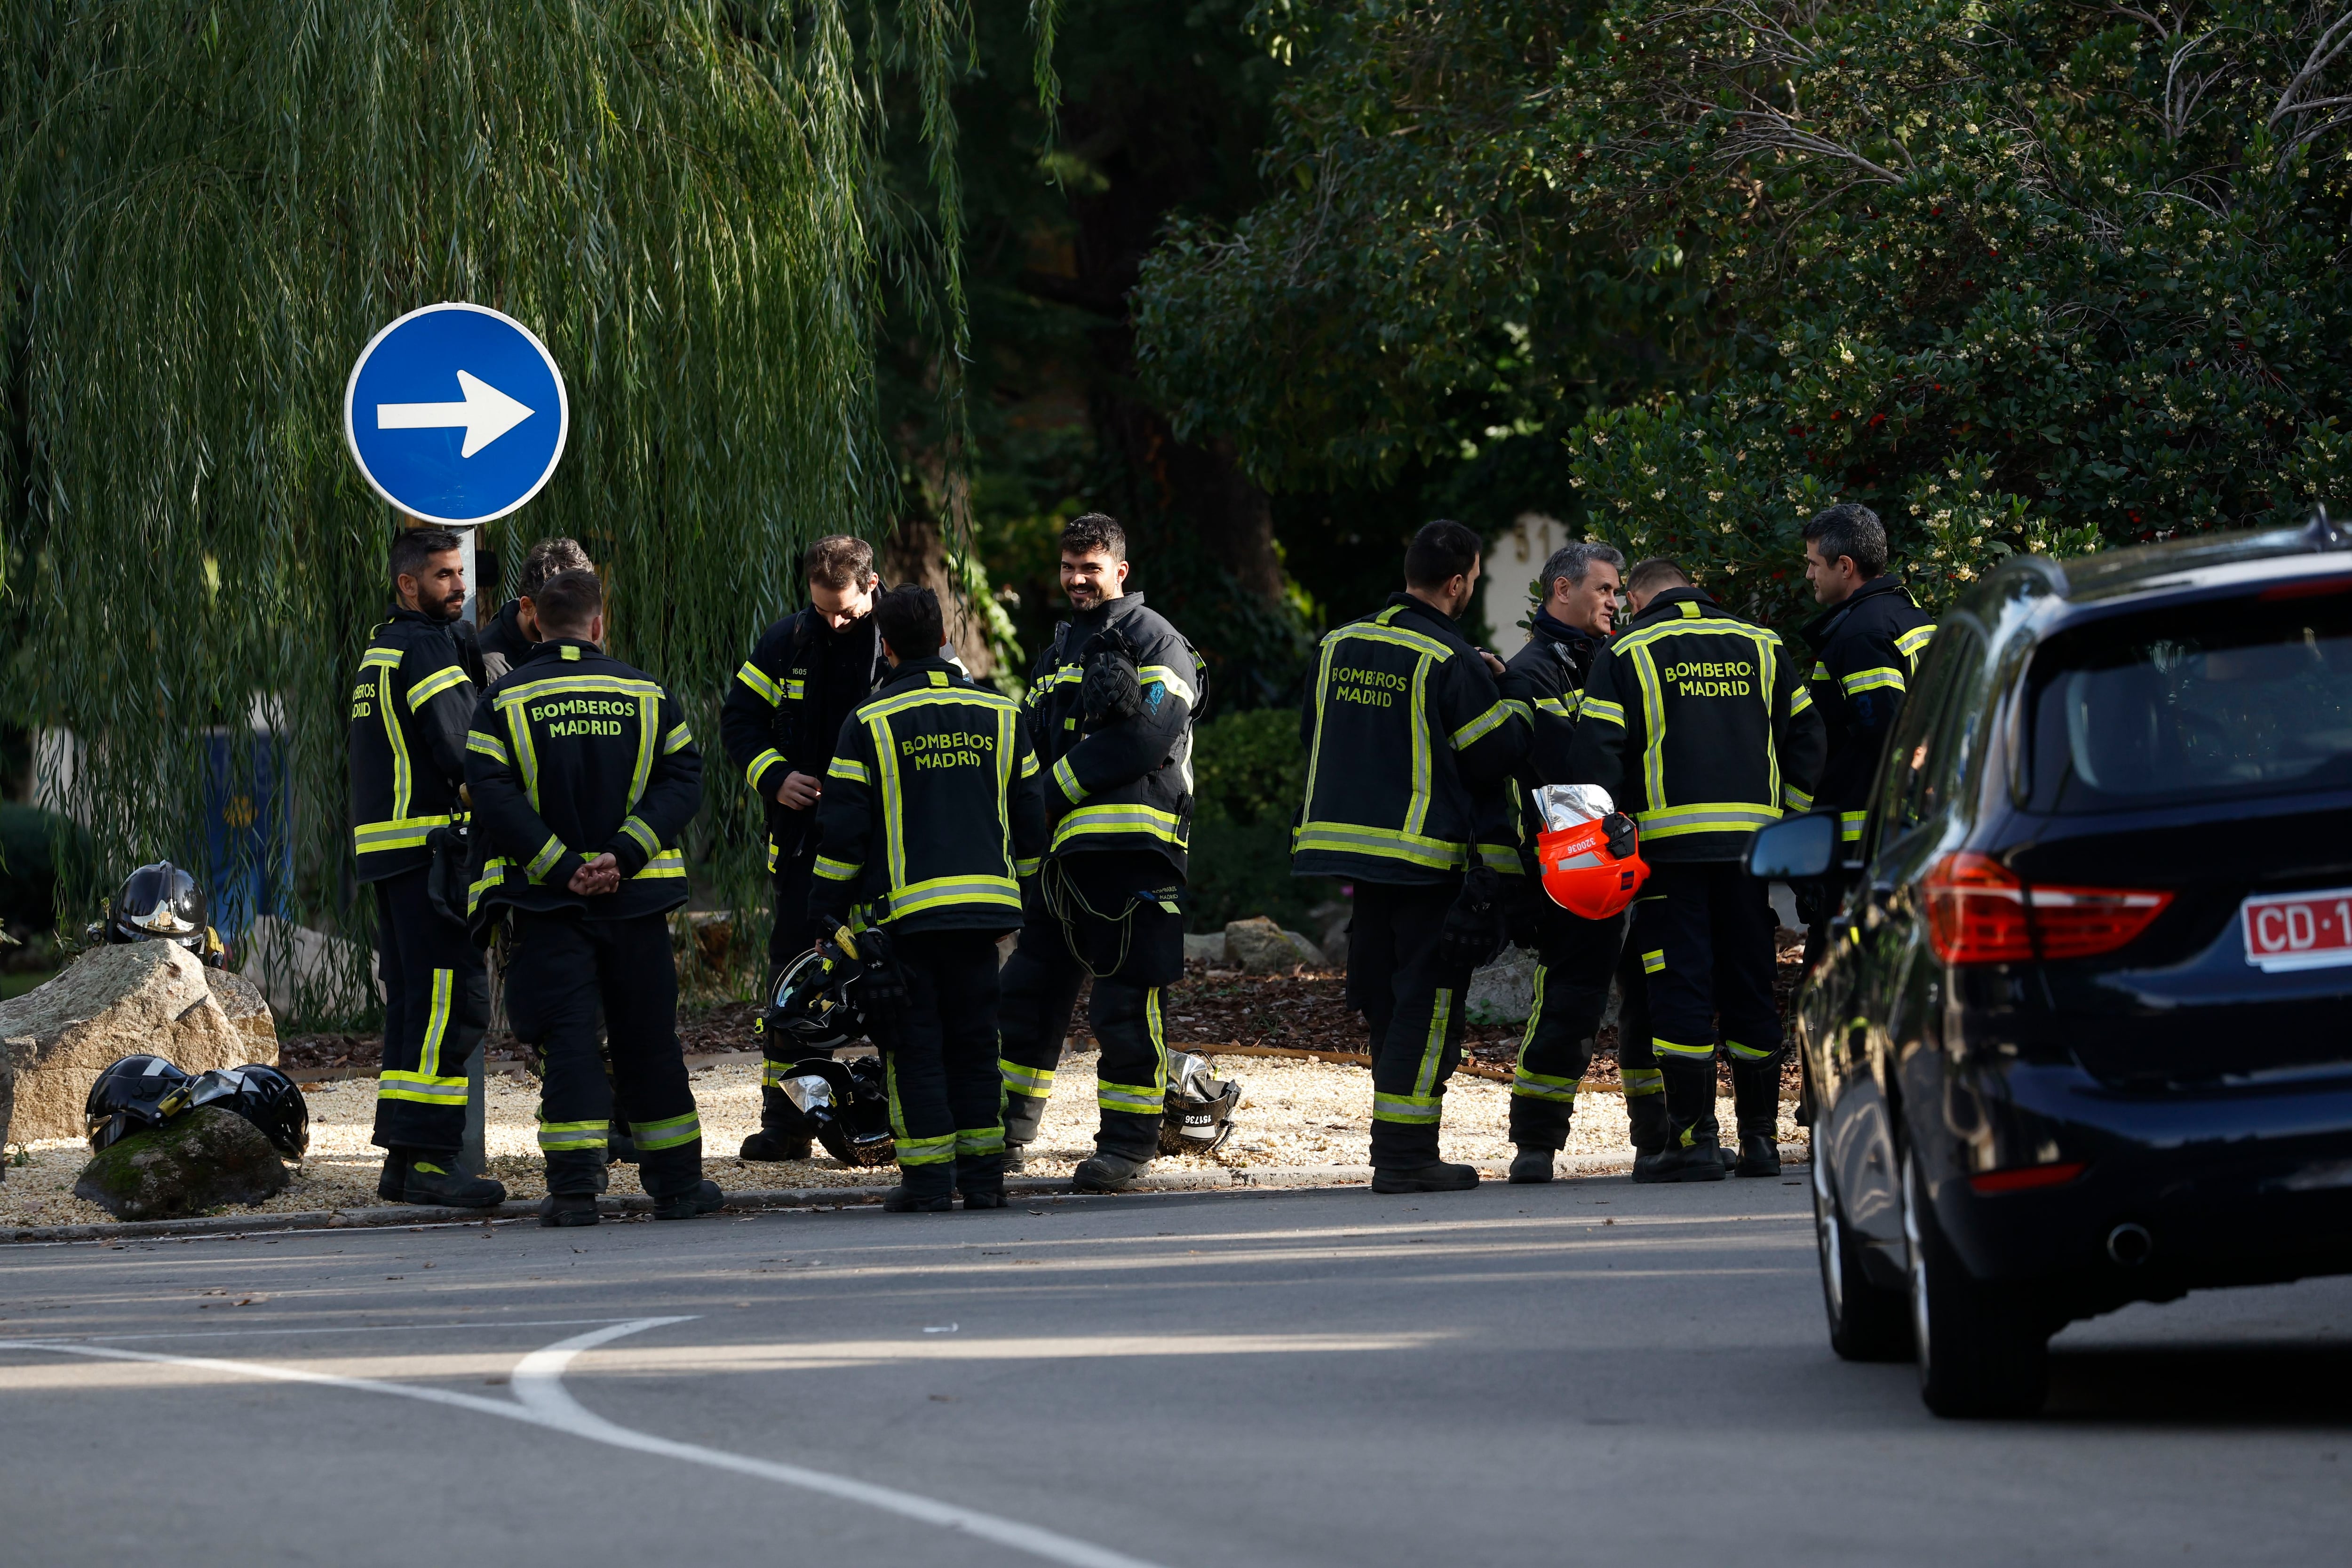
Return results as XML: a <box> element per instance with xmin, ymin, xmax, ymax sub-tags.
<box><xmin>0</xmin><ymin>0</ymin><xmax>993</xmax><ymax>1021</ymax></box>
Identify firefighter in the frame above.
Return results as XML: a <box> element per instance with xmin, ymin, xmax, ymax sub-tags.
<box><xmin>1496</xmin><ymin>541</ymin><xmax>1661</xmax><ymax>1182</ymax></box>
<box><xmin>349</xmin><ymin>527</ymin><xmax>503</xmax><ymax>1209</ymax></box>
<box><xmin>463</xmin><ymin>569</ymin><xmax>721</xmax><ymax>1226</ymax></box>
<box><xmin>995</xmin><ymin>513</ymin><xmax>1203</xmax><ymax>1193</ymax></box>
<box><xmin>476</xmin><ymin>536</ymin><xmax>594</xmax><ymax>684</ymax></box>
<box><xmin>1568</xmin><ymin>557</ymin><xmax>1825</xmax><ymax>1181</ymax></box>
<box><xmin>1799</xmin><ymin>502</ymin><xmax>1935</xmax><ymax>862</ymax></box>
<box><xmin>808</xmin><ymin>586</ymin><xmax>1049</xmax><ymax>1212</ymax></box>
<box><xmin>1294</xmin><ymin>519</ymin><xmax>1530</xmax><ymax>1194</ymax></box>
<box><xmin>720</xmin><ymin>535</ymin><xmax>891</xmax><ymax>1161</ymax></box>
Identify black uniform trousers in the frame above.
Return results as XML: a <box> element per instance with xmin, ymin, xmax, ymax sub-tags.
<box><xmin>1350</xmin><ymin>877</ymin><xmax>1478</xmax><ymax>1170</ymax></box>
<box><xmin>759</xmin><ymin>830</ymin><xmax>824</xmax><ymax>1138</ymax></box>
<box><xmin>1626</xmin><ymin>860</ymin><xmax>1782</xmax><ymax>1146</ymax></box>
<box><xmin>370</xmin><ymin>866</ymin><xmax>488</xmax><ymax>1154</ymax></box>
<box><xmin>874</xmin><ymin>929</ymin><xmax>1010</xmax><ymax>1199</ymax></box>
<box><xmin>1507</xmin><ymin>904</ymin><xmax>1628</xmax><ymax>1150</ymax></box>
<box><xmin>1611</xmin><ymin>934</ymin><xmax>1669</xmax><ymax>1154</ymax></box>
<box><xmin>997</xmin><ymin>851</ymin><xmax>1182</xmax><ymax>1162</ymax></box>
<box><xmin>504</xmin><ymin>908</ymin><xmax>705</xmax><ymax>1199</ymax></box>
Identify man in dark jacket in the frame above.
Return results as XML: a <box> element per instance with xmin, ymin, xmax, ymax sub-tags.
<box><xmin>996</xmin><ymin>513</ymin><xmax>1203</xmax><ymax>1192</ymax></box>
<box><xmin>1799</xmin><ymin>503</ymin><xmax>1936</xmax><ymax>857</ymax></box>
<box><xmin>1495</xmin><ymin>541</ymin><xmax>1649</xmax><ymax>1182</ymax></box>
<box><xmin>1294</xmin><ymin>519</ymin><xmax>1531</xmax><ymax>1193</ymax></box>
<box><xmin>349</xmin><ymin>527</ymin><xmax>504</xmax><ymax>1210</ymax></box>
<box><xmin>1569</xmin><ymin>558</ymin><xmax>1825</xmax><ymax>1181</ymax></box>
<box><xmin>719</xmin><ymin>535</ymin><xmax>890</xmax><ymax>1160</ymax></box>
<box><xmin>463</xmin><ymin>569</ymin><xmax>719</xmax><ymax>1227</ymax></box>
<box><xmin>809</xmin><ymin>587</ymin><xmax>1049</xmax><ymax>1212</ymax></box>
<box><xmin>475</xmin><ymin>536</ymin><xmax>594</xmax><ymax>684</ymax></box>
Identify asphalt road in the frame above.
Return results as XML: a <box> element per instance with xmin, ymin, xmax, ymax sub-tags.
<box><xmin>2</xmin><ymin>1175</ymin><xmax>2347</xmax><ymax>1566</ymax></box>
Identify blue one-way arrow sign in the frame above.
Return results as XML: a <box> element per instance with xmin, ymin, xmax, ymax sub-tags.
<box><xmin>343</xmin><ymin>302</ymin><xmax>568</xmax><ymax>525</ymax></box>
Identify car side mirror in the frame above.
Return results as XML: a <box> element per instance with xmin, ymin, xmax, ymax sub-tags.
<box><xmin>1747</xmin><ymin>812</ymin><xmax>1839</xmax><ymax>881</ymax></box>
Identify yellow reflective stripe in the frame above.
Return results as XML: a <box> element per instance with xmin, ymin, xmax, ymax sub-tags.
<box><xmin>734</xmin><ymin>661</ymin><xmax>785</xmax><ymax>705</ymax></box>
<box><xmin>1448</xmin><ymin>700</ymin><xmax>1515</xmax><ymax>751</ymax></box>
<box><xmin>1635</xmin><ymin>802</ymin><xmax>1782</xmax><ymax>840</ymax></box>
<box><xmin>1339</xmin><ymin>616</ymin><xmax>1454</xmax><ymax>662</ymax></box>
<box><xmin>619</xmin><ymin>815</ymin><xmax>660</xmax><ymax>857</ymax></box>
<box><xmin>1621</xmin><ymin>1067</ymin><xmax>1665</xmax><ymax>1096</ymax></box>
<box><xmin>1050</xmin><ymin>802</ymin><xmax>1188</xmax><ymax>851</ymax></box>
<box><xmin>1840</xmin><ymin>667</ymin><xmax>1906</xmax><ymax>697</ymax></box>
<box><xmin>1788</xmin><ymin>684</ymin><xmax>1815</xmax><ymax>716</ymax></box>
<box><xmin>490</xmin><ymin>673</ymin><xmax>664</xmax><ymax>709</ymax></box>
<box><xmin>1136</xmin><ymin>663</ymin><xmax>1198</xmax><ymax>706</ymax></box>
<box><xmin>886</xmin><ymin>875</ymin><xmax>1021</xmax><ymax>918</ymax></box>
<box><xmin>856</xmin><ymin>686</ymin><xmax>1018</xmax><ymax>723</ymax></box>
<box><xmin>814</xmin><ymin>855</ymin><xmax>861</xmax><ymax>882</ymax></box>
<box><xmin>1580</xmin><ymin>696</ymin><xmax>1626</xmax><ymax>726</ymax></box>
<box><xmin>465</xmin><ymin>730</ymin><xmax>509</xmax><ymax>764</ymax></box>
<box><xmin>1894</xmin><ymin>624</ymin><xmax>1937</xmax><ymax>659</ymax></box>
<box><xmin>627</xmin><ymin>692</ymin><xmax>659</xmax><ymax>820</ymax></box>
<box><xmin>1725</xmin><ymin>1038</ymin><xmax>1776</xmax><ymax>1061</ymax></box>
<box><xmin>746</xmin><ymin>748</ymin><xmax>786</xmax><ymax>789</ymax></box>
<box><xmin>1840</xmin><ymin>810</ymin><xmax>1867</xmax><ymax>843</ymax></box>
<box><xmin>362</xmin><ymin>647</ymin><xmax>404</xmax><ymax>669</ymax></box>
<box><xmin>1052</xmin><ymin>756</ymin><xmax>1085</xmax><ymax>803</ymax></box>
<box><xmin>418</xmin><ymin>968</ymin><xmax>453</xmax><ymax>1078</ymax></box>
<box><xmin>406</xmin><ymin>663</ymin><xmax>471</xmax><ymax>711</ymax></box>
<box><xmin>634</xmin><ymin>1111</ymin><xmax>701</xmax><ymax>1151</ymax></box>
<box><xmin>1653</xmin><ymin>1036</ymin><xmax>1716</xmax><ymax>1059</ymax></box>
<box><xmin>1477</xmin><ymin>842</ymin><xmax>1522</xmax><ymax>874</ymax></box>
<box><xmin>787</xmin><ymin>679</ymin><xmax>807</xmax><ymax>700</ymax></box>
<box><xmin>539</xmin><ymin>1119</ymin><xmax>609</xmax><ymax>1151</ymax></box>
<box><xmin>504</xmin><ymin>701</ymin><xmax>539</xmax><ymax>805</ymax></box>
<box><xmin>378</xmin><ymin>661</ymin><xmax>413</xmax><ymax>822</ymax></box>
<box><xmin>1642</xmin><ymin>948</ymin><xmax>1666</xmax><ymax>974</ymax></box>
<box><xmin>1000</xmin><ymin>1059</ymin><xmax>1056</xmax><ymax>1097</ymax></box>
<box><xmin>1403</xmin><ymin>652</ymin><xmax>1434</xmax><ymax>836</ymax></box>
<box><xmin>467</xmin><ymin>857</ymin><xmax>509</xmax><ymax>915</ymax></box>
<box><xmin>1783</xmin><ymin>785</ymin><xmax>1814</xmax><ymax>811</ymax></box>
<box><xmin>1019</xmin><ymin>750</ymin><xmax>1040</xmax><ymax>779</ymax></box>
<box><xmin>633</xmin><ymin>849</ymin><xmax>687</xmax><ymax>879</ymax></box>
<box><xmin>1291</xmin><ymin>820</ymin><xmax>1465</xmax><ymax>871</ymax></box>
<box><xmin>662</xmin><ymin>723</ymin><xmax>692</xmax><ymax>755</ymax></box>
<box><xmin>1533</xmin><ymin>693</ymin><xmax>1580</xmax><ymax>720</ymax></box>
<box><xmin>872</xmin><ymin>710</ymin><xmax>908</xmax><ymax>893</ymax></box>
<box><xmin>1414</xmin><ymin>989</ymin><xmax>1453</xmax><ymax>1098</ymax></box>
<box><xmin>379</xmin><ymin>1070</ymin><xmax>469</xmax><ymax>1105</ymax></box>
<box><xmin>1014</xmin><ymin>857</ymin><xmax>1041</xmax><ymax>878</ymax></box>
<box><xmin>352</xmin><ymin>814</ymin><xmax>452</xmax><ymax>853</ymax></box>
<box><xmin>1611</xmin><ymin>615</ymin><xmax>1779</xmax><ymax>654</ymax></box>
<box><xmin>1633</xmin><ymin>641</ymin><xmax>1669</xmax><ymax>820</ymax></box>
<box><xmin>1372</xmin><ymin>1092</ymin><xmax>1442</xmax><ymax>1124</ymax></box>
<box><xmin>525</xmin><ymin>835</ymin><xmax>568</xmax><ymax>882</ymax></box>
<box><xmin>828</xmin><ymin>755</ymin><xmax>870</xmax><ymax>784</ymax></box>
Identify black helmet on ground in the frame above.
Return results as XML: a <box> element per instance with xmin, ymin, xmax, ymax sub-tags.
<box><xmin>765</xmin><ymin>933</ymin><xmax>870</xmax><ymax>1054</ymax></box>
<box><xmin>778</xmin><ymin>1055</ymin><xmax>897</xmax><ymax>1167</ymax></box>
<box><xmin>85</xmin><ymin>1055</ymin><xmax>195</xmax><ymax>1153</ymax></box>
<box><xmin>187</xmin><ymin>1064</ymin><xmax>309</xmax><ymax>1159</ymax></box>
<box><xmin>104</xmin><ymin>861</ymin><xmax>224</xmax><ymax>966</ymax></box>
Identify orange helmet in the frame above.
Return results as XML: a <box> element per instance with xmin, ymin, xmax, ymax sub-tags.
<box><xmin>1538</xmin><ymin>812</ymin><xmax>1649</xmax><ymax>920</ymax></box>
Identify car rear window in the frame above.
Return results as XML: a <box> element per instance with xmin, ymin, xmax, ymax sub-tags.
<box><xmin>2024</xmin><ymin>581</ymin><xmax>2352</xmax><ymax>813</ymax></box>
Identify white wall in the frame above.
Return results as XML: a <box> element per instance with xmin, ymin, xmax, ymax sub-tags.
<box><xmin>1481</xmin><ymin>511</ymin><xmax>1571</xmax><ymax>659</ymax></box>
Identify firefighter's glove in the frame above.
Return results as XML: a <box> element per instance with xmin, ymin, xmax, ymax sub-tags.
<box><xmin>1080</xmin><ymin>644</ymin><xmax>1144</xmax><ymax>731</ymax></box>
<box><xmin>1793</xmin><ymin>882</ymin><xmax>1828</xmax><ymax>927</ymax></box>
<box><xmin>853</xmin><ymin>927</ymin><xmax>912</xmax><ymax>1042</ymax></box>
<box><xmin>1438</xmin><ymin>865</ymin><xmax>1505</xmax><ymax>973</ymax></box>
<box><xmin>1602</xmin><ymin>812</ymin><xmax>1638</xmax><ymax>862</ymax></box>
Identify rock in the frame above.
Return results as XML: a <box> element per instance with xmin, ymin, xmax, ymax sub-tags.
<box><xmin>1465</xmin><ymin>946</ymin><xmax>1541</xmax><ymax>1026</ymax></box>
<box><xmin>1224</xmin><ymin>917</ymin><xmax>1320</xmax><ymax>974</ymax></box>
<box><xmin>0</xmin><ymin>942</ymin><xmax>255</xmax><ymax>1143</ymax></box>
<box><xmin>1316</xmin><ymin>911</ymin><xmax>1351</xmax><ymax>970</ymax></box>
<box><xmin>1281</xmin><ymin>929</ymin><xmax>1328</xmax><ymax>967</ymax></box>
<box><xmin>1182</xmin><ymin>932</ymin><xmax>1230</xmax><ymax>966</ymax></box>
<box><xmin>205</xmin><ymin>967</ymin><xmax>278</xmax><ymax>1057</ymax></box>
<box><xmin>72</xmin><ymin>1105</ymin><xmax>290</xmax><ymax>1220</ymax></box>
<box><xmin>238</xmin><ymin>915</ymin><xmax>381</xmax><ymax>1019</ymax></box>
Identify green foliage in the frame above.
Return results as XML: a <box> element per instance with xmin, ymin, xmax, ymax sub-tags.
<box><xmin>0</xmin><ymin>2</ymin><xmax>977</xmax><ymax>1021</ymax></box>
<box><xmin>1190</xmin><ymin>706</ymin><xmax>1306</xmax><ymax>825</ymax></box>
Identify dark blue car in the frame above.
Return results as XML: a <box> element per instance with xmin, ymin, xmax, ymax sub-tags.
<box><xmin>1750</xmin><ymin>513</ymin><xmax>2352</xmax><ymax>1416</ymax></box>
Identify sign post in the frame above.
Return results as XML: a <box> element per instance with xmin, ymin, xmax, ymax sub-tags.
<box><xmin>345</xmin><ymin>302</ymin><xmax>569</xmax><ymax>1176</ymax></box>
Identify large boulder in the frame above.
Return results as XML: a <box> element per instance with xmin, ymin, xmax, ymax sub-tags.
<box><xmin>206</xmin><ymin>968</ymin><xmax>278</xmax><ymax>1056</ymax></box>
<box><xmin>72</xmin><ymin>1105</ymin><xmax>290</xmax><ymax>1219</ymax></box>
<box><xmin>1465</xmin><ymin>947</ymin><xmax>1541</xmax><ymax>1025</ymax></box>
<box><xmin>0</xmin><ymin>943</ymin><xmax>262</xmax><ymax>1143</ymax></box>
<box><xmin>1224</xmin><ymin>917</ymin><xmax>1324</xmax><ymax>974</ymax></box>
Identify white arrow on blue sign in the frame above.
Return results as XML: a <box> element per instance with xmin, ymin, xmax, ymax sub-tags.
<box><xmin>342</xmin><ymin>302</ymin><xmax>569</xmax><ymax>526</ymax></box>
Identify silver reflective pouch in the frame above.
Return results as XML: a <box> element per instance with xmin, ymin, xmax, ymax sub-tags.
<box><xmin>1533</xmin><ymin>783</ymin><xmax>1614</xmax><ymax>832</ymax></box>
<box><xmin>782</xmin><ymin>1075</ymin><xmax>836</xmax><ymax>1116</ymax></box>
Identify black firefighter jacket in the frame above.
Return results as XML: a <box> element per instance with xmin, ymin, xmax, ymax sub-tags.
<box><xmin>349</xmin><ymin>607</ymin><xmax>478</xmax><ymax>884</ymax></box>
<box><xmin>1567</xmin><ymin>586</ymin><xmax>1827</xmax><ymax>863</ymax></box>
<box><xmin>1800</xmin><ymin>576</ymin><xmax>1936</xmax><ymax>848</ymax></box>
<box><xmin>809</xmin><ymin>658</ymin><xmax>1049</xmax><ymax>934</ymax></box>
<box><xmin>1291</xmin><ymin>593</ymin><xmax>1530</xmax><ymax>886</ymax></box>
<box><xmin>1497</xmin><ymin>609</ymin><xmax>1605</xmax><ymax>865</ymax></box>
<box><xmin>719</xmin><ymin>607</ymin><xmax>890</xmax><ymax>873</ymax></box>
<box><xmin>461</xmin><ymin>639</ymin><xmax>703</xmax><ymax>923</ymax></box>
<box><xmin>1023</xmin><ymin>592</ymin><xmax>1202</xmax><ymax>875</ymax></box>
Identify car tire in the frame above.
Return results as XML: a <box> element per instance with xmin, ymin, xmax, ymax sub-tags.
<box><xmin>1813</xmin><ymin>1149</ymin><xmax>1910</xmax><ymax>1361</ymax></box>
<box><xmin>1902</xmin><ymin>1151</ymin><xmax>2050</xmax><ymax>1418</ymax></box>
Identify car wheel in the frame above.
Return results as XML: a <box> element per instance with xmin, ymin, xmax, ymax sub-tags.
<box><xmin>1902</xmin><ymin>1150</ymin><xmax>2049</xmax><ymax>1417</ymax></box>
<box><xmin>1814</xmin><ymin>1149</ymin><xmax>1910</xmax><ymax>1361</ymax></box>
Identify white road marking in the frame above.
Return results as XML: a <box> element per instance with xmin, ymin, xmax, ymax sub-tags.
<box><xmin>0</xmin><ymin>1318</ymin><xmax>1170</xmax><ymax>1568</ymax></box>
<box><xmin>8</xmin><ymin>1317</ymin><xmax>642</xmax><ymax>1345</ymax></box>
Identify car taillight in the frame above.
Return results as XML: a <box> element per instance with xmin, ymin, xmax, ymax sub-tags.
<box><xmin>1924</xmin><ymin>852</ymin><xmax>2172</xmax><ymax>965</ymax></box>
<box><xmin>1969</xmin><ymin>1162</ymin><xmax>2087</xmax><ymax>1194</ymax></box>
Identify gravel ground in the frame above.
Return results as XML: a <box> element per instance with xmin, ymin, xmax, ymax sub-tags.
<box><xmin>0</xmin><ymin>1046</ymin><xmax>1804</xmax><ymax>1228</ymax></box>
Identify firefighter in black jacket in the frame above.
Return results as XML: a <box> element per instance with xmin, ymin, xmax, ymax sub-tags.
<box><xmin>1799</xmin><ymin>504</ymin><xmax>1935</xmax><ymax>856</ymax></box>
<box><xmin>1294</xmin><ymin>520</ymin><xmax>1530</xmax><ymax>1193</ymax></box>
<box><xmin>996</xmin><ymin>513</ymin><xmax>1203</xmax><ymax>1193</ymax></box>
<box><xmin>349</xmin><ymin>527</ymin><xmax>504</xmax><ymax>1209</ymax></box>
<box><xmin>719</xmin><ymin>535</ymin><xmax>891</xmax><ymax>1161</ymax></box>
<box><xmin>476</xmin><ymin>536</ymin><xmax>594</xmax><ymax>684</ymax></box>
<box><xmin>1496</xmin><ymin>541</ymin><xmax>1667</xmax><ymax>1182</ymax></box>
<box><xmin>1568</xmin><ymin>558</ymin><xmax>1826</xmax><ymax>1181</ymax></box>
<box><xmin>463</xmin><ymin>569</ymin><xmax>721</xmax><ymax>1227</ymax></box>
<box><xmin>809</xmin><ymin>587</ymin><xmax>1049</xmax><ymax>1212</ymax></box>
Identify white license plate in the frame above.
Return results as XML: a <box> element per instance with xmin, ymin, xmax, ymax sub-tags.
<box><xmin>2242</xmin><ymin>886</ymin><xmax>2352</xmax><ymax>972</ymax></box>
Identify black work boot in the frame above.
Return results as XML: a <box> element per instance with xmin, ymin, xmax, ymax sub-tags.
<box><xmin>652</xmin><ymin>1180</ymin><xmax>727</xmax><ymax>1220</ymax></box>
<box><xmin>1625</xmin><ymin>1092</ymin><xmax>1673</xmax><ymax>1158</ymax></box>
<box><xmin>1372</xmin><ymin>1161</ymin><xmax>1480</xmax><ymax>1194</ymax></box>
<box><xmin>957</xmin><ymin>1153</ymin><xmax>1008</xmax><ymax>1210</ymax></box>
<box><xmin>540</xmin><ymin>1192</ymin><xmax>599</xmax><ymax>1228</ymax></box>
<box><xmin>375</xmin><ymin>1148</ymin><xmax>413</xmax><ymax>1203</ymax></box>
<box><xmin>882</xmin><ymin>1163</ymin><xmax>956</xmax><ymax>1213</ymax></box>
<box><xmin>404</xmin><ymin>1155</ymin><xmax>507</xmax><ymax>1209</ymax></box>
<box><xmin>1071</xmin><ymin>1148</ymin><xmax>1152</xmax><ymax>1194</ymax></box>
<box><xmin>739</xmin><ymin>1130</ymin><xmax>813</xmax><ymax>1162</ymax></box>
<box><xmin>1631</xmin><ymin>1129</ymin><xmax>1728</xmax><ymax>1184</ymax></box>
<box><xmin>1733</xmin><ymin>1134</ymin><xmax>1782</xmax><ymax>1177</ymax></box>
<box><xmin>1508</xmin><ymin>1147</ymin><xmax>1556</xmax><ymax>1185</ymax></box>
<box><xmin>1001</xmin><ymin>1092</ymin><xmax>1046</xmax><ymax>1171</ymax></box>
